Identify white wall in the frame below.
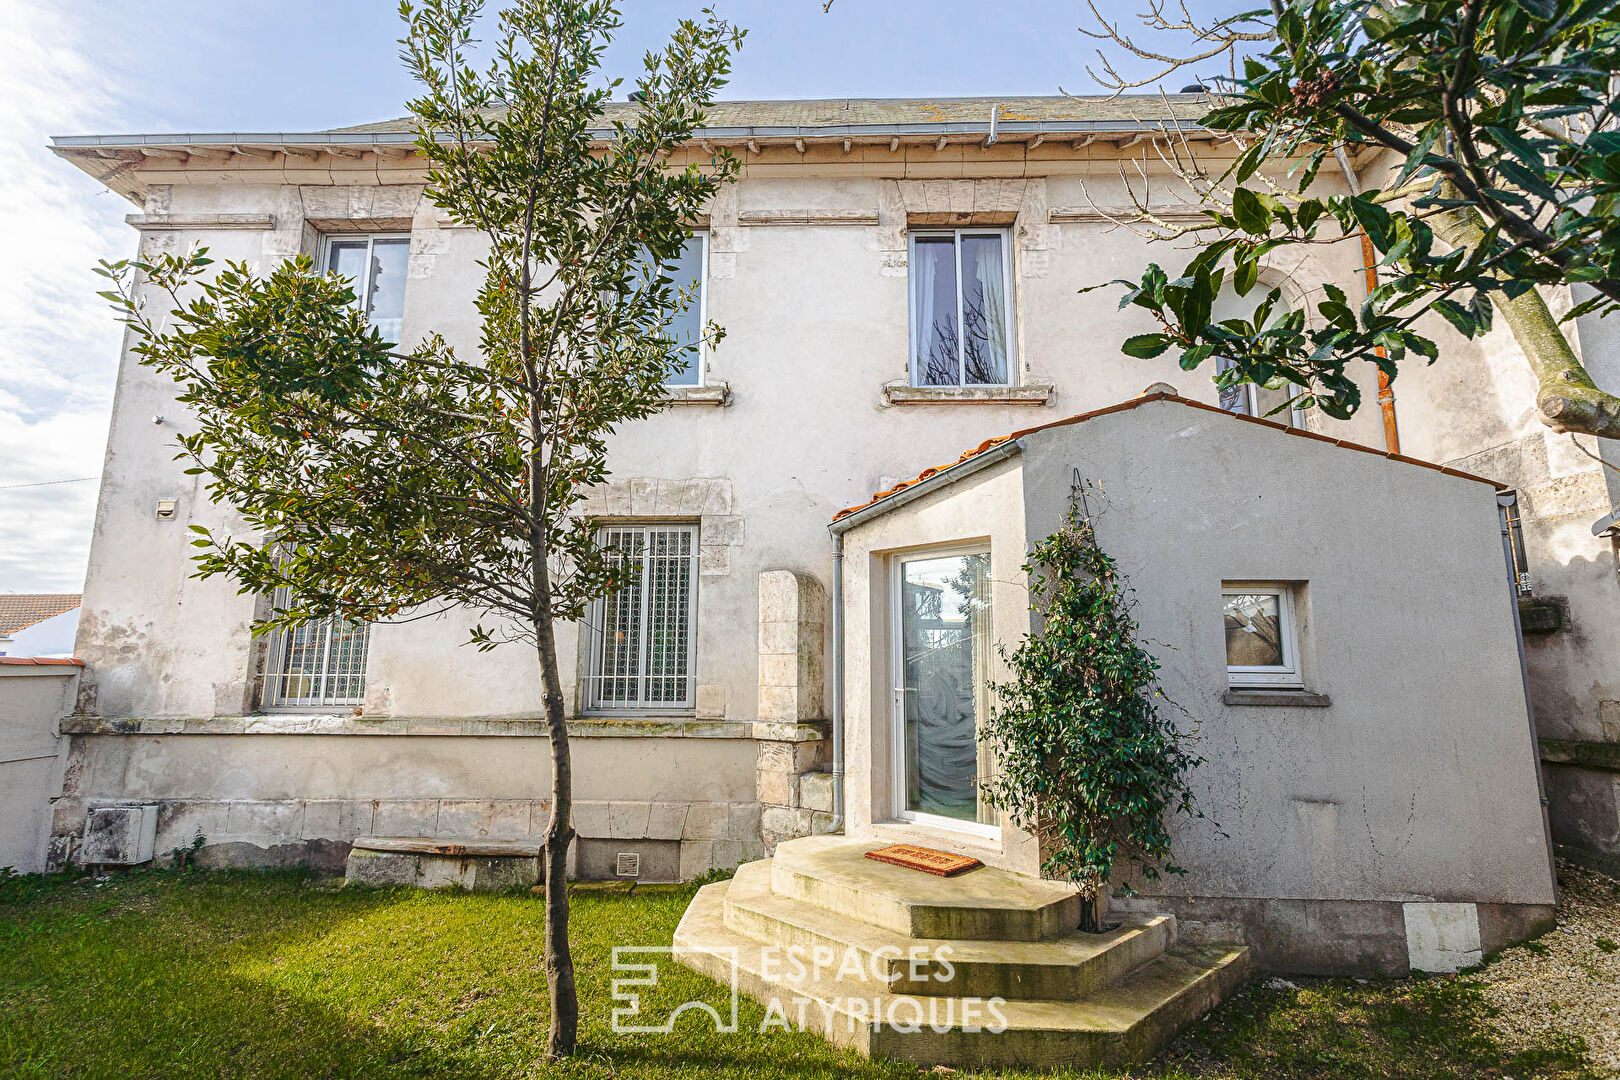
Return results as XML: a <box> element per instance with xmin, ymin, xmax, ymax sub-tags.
<box><xmin>73</xmin><ymin>151</ymin><xmax>1384</xmax><ymax>725</ymax></box>
<box><xmin>833</xmin><ymin>398</ymin><xmax>1553</xmax><ymax>909</ymax></box>
<box><xmin>3</xmin><ymin>608</ymin><xmax>80</xmax><ymax>658</ymax></box>
<box><xmin>1019</xmin><ymin>400</ymin><xmax>1554</xmax><ymax>906</ymax></box>
<box><xmin>0</xmin><ymin>665</ymin><xmax>76</xmax><ymax>872</ymax></box>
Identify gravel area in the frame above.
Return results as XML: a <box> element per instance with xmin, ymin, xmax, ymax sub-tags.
<box><xmin>1478</xmin><ymin>859</ymin><xmax>1620</xmax><ymax>1075</ymax></box>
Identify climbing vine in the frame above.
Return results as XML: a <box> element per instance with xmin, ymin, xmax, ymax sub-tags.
<box><xmin>978</xmin><ymin>494</ymin><xmax>1204</xmax><ymax>931</ymax></box>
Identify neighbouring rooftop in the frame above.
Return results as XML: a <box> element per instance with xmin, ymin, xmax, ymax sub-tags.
<box><xmin>0</xmin><ymin>594</ymin><xmax>82</xmax><ymax>638</ymax></box>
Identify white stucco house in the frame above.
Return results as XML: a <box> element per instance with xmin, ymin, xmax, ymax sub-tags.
<box><xmin>40</xmin><ymin>95</ymin><xmax>1592</xmax><ymax>982</ymax></box>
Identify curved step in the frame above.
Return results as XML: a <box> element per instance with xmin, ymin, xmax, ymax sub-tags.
<box><xmin>674</xmin><ymin>877</ymin><xmax>1251</xmax><ymax>1070</ymax></box>
<box><xmin>769</xmin><ymin>836</ymin><xmax>1080</xmax><ymax>941</ymax></box>
<box><xmin>722</xmin><ymin>860</ymin><xmax>1175</xmax><ymax>1000</ymax></box>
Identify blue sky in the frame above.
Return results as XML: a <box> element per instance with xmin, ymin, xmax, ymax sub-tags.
<box><xmin>2</xmin><ymin>0</ymin><xmax>1221</xmax><ymax>593</ymax></box>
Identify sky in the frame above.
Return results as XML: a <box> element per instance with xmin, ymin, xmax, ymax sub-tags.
<box><xmin>0</xmin><ymin>0</ymin><xmax>1227</xmax><ymax>594</ymax></box>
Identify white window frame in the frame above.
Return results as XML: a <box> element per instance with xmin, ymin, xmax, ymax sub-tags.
<box><xmin>257</xmin><ymin>588</ymin><xmax>370</xmax><ymax>711</ymax></box>
<box><xmin>321</xmin><ymin>232</ymin><xmax>411</xmax><ymax>340</ymax></box>
<box><xmin>888</xmin><ymin>544</ymin><xmax>1001</xmax><ymax>841</ymax></box>
<box><xmin>1223</xmin><ymin>585</ymin><xmax>1303</xmax><ymax>688</ymax></box>
<box><xmin>656</xmin><ymin>231</ymin><xmax>709</xmax><ymax>388</ymax></box>
<box><xmin>1216</xmin><ymin>361</ymin><xmax>1308</xmax><ymax>427</ymax></box>
<box><xmin>907</xmin><ymin>229</ymin><xmax>1016</xmax><ymax>389</ymax></box>
<box><xmin>582</xmin><ymin>524</ymin><xmax>700</xmax><ymax>715</ymax></box>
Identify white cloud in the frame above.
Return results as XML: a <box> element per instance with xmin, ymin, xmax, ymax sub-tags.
<box><xmin>0</xmin><ymin>1</ymin><xmax>132</xmax><ymax>592</ymax></box>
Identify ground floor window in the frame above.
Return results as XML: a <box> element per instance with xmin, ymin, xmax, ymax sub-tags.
<box><xmin>258</xmin><ymin>603</ymin><xmax>370</xmax><ymax>709</ymax></box>
<box><xmin>584</xmin><ymin>525</ymin><xmax>699</xmax><ymax>713</ymax></box>
<box><xmin>1222</xmin><ymin>585</ymin><xmax>1302</xmax><ymax>688</ymax></box>
<box><xmin>892</xmin><ymin>547</ymin><xmax>997</xmax><ymax>834</ymax></box>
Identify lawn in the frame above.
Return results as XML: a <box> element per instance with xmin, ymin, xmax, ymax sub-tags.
<box><xmin>0</xmin><ymin>868</ymin><xmax>1602</xmax><ymax>1080</ymax></box>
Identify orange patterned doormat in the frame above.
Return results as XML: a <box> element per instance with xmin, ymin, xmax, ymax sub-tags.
<box><xmin>864</xmin><ymin>844</ymin><xmax>982</xmax><ymax>877</ymax></box>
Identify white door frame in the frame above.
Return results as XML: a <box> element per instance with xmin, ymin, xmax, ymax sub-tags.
<box><xmin>887</xmin><ymin>545</ymin><xmax>1001</xmax><ymax>841</ymax></box>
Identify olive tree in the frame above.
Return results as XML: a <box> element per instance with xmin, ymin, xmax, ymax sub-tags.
<box><xmin>96</xmin><ymin>0</ymin><xmax>742</xmax><ymax>1057</ymax></box>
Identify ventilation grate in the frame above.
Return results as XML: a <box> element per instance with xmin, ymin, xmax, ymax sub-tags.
<box><xmin>615</xmin><ymin>851</ymin><xmax>641</xmax><ymax>878</ymax></box>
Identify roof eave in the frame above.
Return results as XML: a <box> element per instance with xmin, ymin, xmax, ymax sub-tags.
<box><xmin>49</xmin><ymin>115</ymin><xmax>1205</xmax><ymax>154</ymax></box>
<box><xmin>829</xmin><ymin>438</ymin><xmax>1024</xmax><ymax>535</ymax></box>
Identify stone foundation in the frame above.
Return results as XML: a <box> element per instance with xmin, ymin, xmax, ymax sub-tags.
<box><xmin>1109</xmin><ymin>893</ymin><xmax>1557</xmax><ymax>977</ymax></box>
<box><xmin>50</xmin><ymin>718</ymin><xmax>766</xmax><ymax>877</ymax></box>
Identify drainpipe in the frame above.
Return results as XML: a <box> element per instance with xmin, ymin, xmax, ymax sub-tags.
<box><xmin>828</xmin><ymin>533</ymin><xmax>845</xmax><ymax>833</ymax></box>
<box><xmin>1334</xmin><ymin>146</ymin><xmax>1401</xmax><ymax>453</ymax></box>
<box><xmin>1499</xmin><ymin>490</ymin><xmax>1558</xmax><ymax>891</ymax></box>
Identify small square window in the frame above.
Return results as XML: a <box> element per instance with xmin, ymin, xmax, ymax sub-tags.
<box><xmin>1222</xmin><ymin>585</ymin><xmax>1302</xmax><ymax>688</ymax></box>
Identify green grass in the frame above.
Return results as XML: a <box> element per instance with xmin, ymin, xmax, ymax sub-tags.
<box><xmin>0</xmin><ymin>869</ymin><xmax>1597</xmax><ymax>1080</ymax></box>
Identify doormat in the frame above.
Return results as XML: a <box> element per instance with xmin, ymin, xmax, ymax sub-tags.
<box><xmin>864</xmin><ymin>844</ymin><xmax>982</xmax><ymax>877</ymax></box>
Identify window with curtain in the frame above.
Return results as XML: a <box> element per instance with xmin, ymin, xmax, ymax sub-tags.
<box><xmin>1222</xmin><ymin>585</ymin><xmax>1303</xmax><ymax>688</ymax></box>
<box><xmin>257</xmin><ymin>549</ymin><xmax>370</xmax><ymax>710</ymax></box>
<box><xmin>909</xmin><ymin>230</ymin><xmax>1014</xmax><ymax>387</ymax></box>
<box><xmin>325</xmin><ymin>234</ymin><xmax>410</xmax><ymax>345</ymax></box>
<box><xmin>626</xmin><ymin>234</ymin><xmax>707</xmax><ymax>386</ymax></box>
<box><xmin>583</xmin><ymin>525</ymin><xmax>699</xmax><ymax>712</ymax></box>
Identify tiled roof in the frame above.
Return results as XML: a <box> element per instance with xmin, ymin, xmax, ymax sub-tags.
<box><xmin>831</xmin><ymin>391</ymin><xmax>1501</xmax><ymax>523</ymax></box>
<box><xmin>0</xmin><ymin>656</ymin><xmax>83</xmax><ymax>667</ymax></box>
<box><xmin>329</xmin><ymin>94</ymin><xmax>1206</xmax><ymax>135</ymax></box>
<box><xmin>0</xmin><ymin>594</ymin><xmax>82</xmax><ymax>637</ymax></box>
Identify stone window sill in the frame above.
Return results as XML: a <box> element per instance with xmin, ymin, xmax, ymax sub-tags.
<box><xmin>1222</xmin><ymin>689</ymin><xmax>1332</xmax><ymax>708</ymax></box>
<box><xmin>662</xmin><ymin>383</ymin><xmax>732</xmax><ymax>407</ymax></box>
<box><xmin>881</xmin><ymin>384</ymin><xmax>1053</xmax><ymax>407</ymax></box>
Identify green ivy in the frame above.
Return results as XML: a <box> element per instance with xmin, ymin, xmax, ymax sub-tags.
<box><xmin>978</xmin><ymin>498</ymin><xmax>1205</xmax><ymax>930</ymax></box>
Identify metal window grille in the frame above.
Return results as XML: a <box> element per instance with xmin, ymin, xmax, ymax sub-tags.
<box><xmin>584</xmin><ymin>525</ymin><xmax>698</xmax><ymax>712</ymax></box>
<box><xmin>258</xmin><ymin>584</ymin><xmax>370</xmax><ymax>709</ymax></box>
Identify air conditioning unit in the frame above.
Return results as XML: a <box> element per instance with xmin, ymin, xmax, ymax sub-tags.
<box><xmin>81</xmin><ymin>805</ymin><xmax>159</xmax><ymax>866</ymax></box>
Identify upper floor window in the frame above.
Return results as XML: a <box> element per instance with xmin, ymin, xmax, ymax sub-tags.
<box><xmin>658</xmin><ymin>234</ymin><xmax>707</xmax><ymax>386</ymax></box>
<box><xmin>325</xmin><ymin>234</ymin><xmax>409</xmax><ymax>345</ymax></box>
<box><xmin>583</xmin><ymin>524</ymin><xmax>699</xmax><ymax>713</ymax></box>
<box><xmin>909</xmin><ymin>230</ymin><xmax>1014</xmax><ymax>387</ymax></box>
<box><xmin>1211</xmin><ymin>285</ymin><xmax>1304</xmax><ymax>426</ymax></box>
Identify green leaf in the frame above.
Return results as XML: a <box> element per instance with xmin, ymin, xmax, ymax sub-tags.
<box><xmin>1122</xmin><ymin>333</ymin><xmax>1175</xmax><ymax>359</ymax></box>
<box><xmin>1231</xmin><ymin>187</ymin><xmax>1272</xmax><ymax>235</ymax></box>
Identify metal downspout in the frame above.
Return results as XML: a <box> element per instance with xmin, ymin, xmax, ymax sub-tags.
<box><xmin>1334</xmin><ymin>146</ymin><xmax>1401</xmax><ymax>453</ymax></box>
<box><xmin>1499</xmin><ymin>491</ymin><xmax>1558</xmax><ymax>891</ymax></box>
<box><xmin>828</xmin><ymin>532</ymin><xmax>845</xmax><ymax>833</ymax></box>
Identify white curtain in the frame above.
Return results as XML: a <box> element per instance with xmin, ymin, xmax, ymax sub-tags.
<box><xmin>913</xmin><ymin>237</ymin><xmax>940</xmax><ymax>383</ymax></box>
<box><xmin>967</xmin><ymin>235</ymin><xmax>1009</xmax><ymax>384</ymax></box>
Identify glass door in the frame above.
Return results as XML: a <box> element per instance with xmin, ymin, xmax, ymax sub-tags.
<box><xmin>891</xmin><ymin>549</ymin><xmax>997</xmax><ymax>835</ymax></box>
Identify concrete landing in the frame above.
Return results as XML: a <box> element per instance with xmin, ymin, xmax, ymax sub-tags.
<box><xmin>771</xmin><ymin>835</ymin><xmax>1082</xmax><ymax>940</ymax></box>
<box><xmin>673</xmin><ymin>838</ymin><xmax>1250</xmax><ymax>1069</ymax></box>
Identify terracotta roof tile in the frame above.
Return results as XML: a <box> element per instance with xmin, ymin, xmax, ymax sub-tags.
<box><xmin>0</xmin><ymin>594</ymin><xmax>81</xmax><ymax>637</ymax></box>
<box><xmin>0</xmin><ymin>656</ymin><xmax>84</xmax><ymax>667</ymax></box>
<box><xmin>831</xmin><ymin>391</ymin><xmax>1502</xmax><ymax>523</ymax></box>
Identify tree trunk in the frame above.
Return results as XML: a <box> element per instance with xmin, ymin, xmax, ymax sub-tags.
<box><xmin>1429</xmin><ymin>200</ymin><xmax>1620</xmax><ymax>440</ymax></box>
<box><xmin>1077</xmin><ymin>875</ymin><xmax>1106</xmax><ymax>933</ymax></box>
<box><xmin>535</xmin><ymin>613</ymin><xmax>578</xmax><ymax>1060</ymax></box>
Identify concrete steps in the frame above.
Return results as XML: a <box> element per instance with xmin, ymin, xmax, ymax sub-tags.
<box><xmin>770</xmin><ymin>836</ymin><xmax>1081</xmax><ymax>941</ymax></box>
<box><xmin>672</xmin><ymin>836</ymin><xmax>1250</xmax><ymax>1069</ymax></box>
